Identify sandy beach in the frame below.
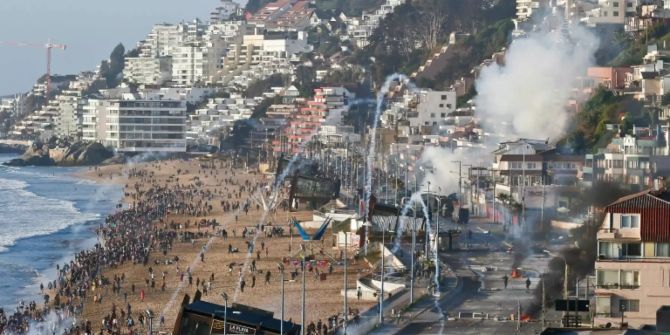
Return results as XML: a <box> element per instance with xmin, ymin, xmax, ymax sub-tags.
<box><xmin>71</xmin><ymin>157</ymin><xmax>374</xmax><ymax>333</ymax></box>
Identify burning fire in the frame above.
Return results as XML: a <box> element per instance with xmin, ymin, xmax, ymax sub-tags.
<box><xmin>511</xmin><ymin>268</ymin><xmax>521</xmax><ymax>278</ymax></box>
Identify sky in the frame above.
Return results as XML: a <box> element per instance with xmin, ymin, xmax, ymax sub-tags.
<box><xmin>0</xmin><ymin>0</ymin><xmax>247</xmax><ymax>96</ymax></box>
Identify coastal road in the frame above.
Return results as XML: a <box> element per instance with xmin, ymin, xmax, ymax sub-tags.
<box><xmin>394</xmin><ymin>218</ymin><xmax>552</xmax><ymax>334</ymax></box>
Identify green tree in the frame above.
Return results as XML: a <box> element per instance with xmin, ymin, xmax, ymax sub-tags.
<box><xmin>100</xmin><ymin>43</ymin><xmax>125</xmax><ymax>88</ymax></box>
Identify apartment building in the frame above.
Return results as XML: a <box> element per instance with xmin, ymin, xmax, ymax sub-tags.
<box><xmin>124</xmin><ymin>56</ymin><xmax>172</xmax><ymax>86</ymax></box>
<box><xmin>88</xmin><ymin>94</ymin><xmax>187</xmax><ymax>152</ymax></box>
<box><xmin>585</xmin><ymin>132</ymin><xmax>668</xmax><ymax>190</ymax></box>
<box><xmin>488</xmin><ymin>138</ymin><xmax>584</xmax><ymax>226</ymax></box>
<box><xmin>210</xmin><ymin>0</ymin><xmax>240</xmax><ymax>24</ymax></box>
<box><xmin>81</xmin><ymin>99</ymin><xmax>110</xmax><ymax>142</ymax></box>
<box><xmin>0</xmin><ymin>94</ymin><xmax>29</xmax><ymax>120</ymax></box>
<box><xmin>346</xmin><ymin>0</ymin><xmax>405</xmax><ymax>48</ymax></box>
<box><xmin>411</xmin><ymin>90</ymin><xmax>457</xmax><ymax>127</ymax></box>
<box><xmin>516</xmin><ymin>0</ymin><xmax>543</xmax><ymax>21</ymax></box>
<box><xmin>226</xmin><ymin>27</ymin><xmax>310</xmax><ymax>71</ymax></box>
<box><xmin>53</xmin><ymin>89</ymin><xmax>85</xmax><ymax>139</ymax></box>
<box><xmin>285</xmin><ymin>87</ymin><xmax>353</xmax><ymax>153</ymax></box>
<box><xmin>594</xmin><ymin>186</ymin><xmax>670</xmax><ymax>328</ymax></box>
<box><xmin>588</xmin><ymin>0</ymin><xmax>639</xmax><ymax>26</ymax></box>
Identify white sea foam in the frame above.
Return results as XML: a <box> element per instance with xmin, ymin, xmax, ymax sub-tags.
<box><xmin>0</xmin><ymin>177</ymin><xmax>99</xmax><ymax>252</ymax></box>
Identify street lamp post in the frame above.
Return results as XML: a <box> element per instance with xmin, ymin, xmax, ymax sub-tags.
<box><xmin>400</xmin><ymin>196</ymin><xmax>415</xmax><ymax>304</ymax></box>
<box><xmin>411</xmin><ymin>200</ymin><xmax>416</xmax><ymax>304</ymax></box>
<box><xmin>277</xmin><ymin>264</ymin><xmax>285</xmax><ymax>335</ymax></box>
<box><xmin>452</xmin><ymin>160</ymin><xmax>462</xmax><ymax>200</ymax></box>
<box><xmin>379</xmin><ymin>224</ymin><xmax>385</xmax><ymax>325</ymax></box>
<box><xmin>222</xmin><ymin>293</ymin><xmax>228</xmax><ymax>335</ymax></box>
<box><xmin>343</xmin><ymin>231</ymin><xmax>348</xmax><ymax>335</ymax></box>
<box><xmin>301</xmin><ymin>256</ymin><xmax>306</xmax><ymax>335</ymax></box>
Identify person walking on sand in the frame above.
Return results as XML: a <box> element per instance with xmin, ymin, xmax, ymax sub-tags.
<box><xmin>503</xmin><ymin>274</ymin><xmax>509</xmax><ymax>289</ymax></box>
<box><xmin>140</xmin><ymin>289</ymin><xmax>145</xmax><ymax>302</ymax></box>
<box><xmin>525</xmin><ymin>277</ymin><xmax>531</xmax><ymax>292</ymax></box>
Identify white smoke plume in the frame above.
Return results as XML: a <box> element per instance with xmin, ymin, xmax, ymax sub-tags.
<box><xmin>475</xmin><ymin>24</ymin><xmax>599</xmax><ymax>141</ymax></box>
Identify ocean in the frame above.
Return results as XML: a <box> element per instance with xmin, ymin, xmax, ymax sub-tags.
<box><xmin>0</xmin><ymin>153</ymin><xmax>122</xmax><ymax>308</ymax></box>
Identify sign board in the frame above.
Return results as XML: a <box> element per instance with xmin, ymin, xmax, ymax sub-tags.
<box><xmin>555</xmin><ymin>299</ymin><xmax>590</xmax><ymax>312</ymax></box>
<box><xmin>212</xmin><ymin>320</ymin><xmax>257</xmax><ymax>334</ymax></box>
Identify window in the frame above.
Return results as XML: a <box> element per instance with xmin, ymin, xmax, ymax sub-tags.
<box><xmin>620</xmin><ymin>270</ymin><xmax>640</xmax><ymax>288</ymax></box>
<box><xmin>613</xmin><ymin>11</ymin><xmax>619</xmax><ymax>16</ymax></box>
<box><xmin>441</xmin><ymin>95</ymin><xmax>447</xmax><ymax>100</ymax></box>
<box><xmin>596</xmin><ymin>296</ymin><xmax>612</xmax><ymax>316</ymax></box>
<box><xmin>613</xmin><ymin>1</ymin><xmax>619</xmax><ymax>7</ymax></box>
<box><xmin>446</xmin><ymin>104</ymin><xmax>452</xmax><ymax>108</ymax></box>
<box><xmin>621</xmin><ymin>215</ymin><xmax>639</xmax><ymax>228</ymax></box>
<box><xmin>440</xmin><ymin>113</ymin><xmax>446</xmax><ymax>118</ymax></box>
<box><xmin>439</xmin><ymin>104</ymin><xmax>444</xmax><ymax>108</ymax></box>
<box><xmin>622</xmin><ymin>243</ymin><xmax>641</xmax><ymax>257</ymax></box>
<box><xmin>656</xmin><ymin>243</ymin><xmax>670</xmax><ymax>257</ymax></box>
<box><xmin>599</xmin><ymin>241</ymin><xmax>621</xmax><ymax>259</ymax></box>
<box><xmin>627</xmin><ymin>1</ymin><xmax>632</xmax><ymax>7</ymax></box>
<box><xmin>527</xmin><ymin>163</ymin><xmax>536</xmax><ymax>169</ymax></box>
<box><xmin>430</xmin><ymin>113</ymin><xmax>435</xmax><ymax>118</ymax></box>
<box><xmin>619</xmin><ymin>299</ymin><xmax>640</xmax><ymax>312</ymax></box>
<box><xmin>597</xmin><ymin>269</ymin><xmax>619</xmax><ymax>287</ymax></box>
<box><xmin>510</xmin><ymin>162</ymin><xmax>522</xmax><ymax>169</ymax></box>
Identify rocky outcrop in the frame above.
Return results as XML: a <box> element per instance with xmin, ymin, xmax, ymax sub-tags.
<box><xmin>3</xmin><ymin>140</ymin><xmax>114</xmax><ymax>167</ymax></box>
<box><xmin>54</xmin><ymin>142</ymin><xmax>114</xmax><ymax>166</ymax></box>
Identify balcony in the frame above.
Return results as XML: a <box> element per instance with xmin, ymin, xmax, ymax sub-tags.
<box><xmin>597</xmin><ymin>228</ymin><xmax>617</xmax><ymax>240</ymax></box>
<box><xmin>596</xmin><ymin>283</ymin><xmax>639</xmax><ymax>290</ymax></box>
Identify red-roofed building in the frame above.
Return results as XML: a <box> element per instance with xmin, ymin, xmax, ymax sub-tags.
<box><xmin>594</xmin><ymin>185</ymin><xmax>670</xmax><ymax>328</ymax></box>
<box><xmin>278</xmin><ymin>87</ymin><xmax>353</xmax><ymax>154</ymax></box>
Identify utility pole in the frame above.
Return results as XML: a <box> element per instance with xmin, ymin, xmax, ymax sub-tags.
<box><xmin>517</xmin><ymin>299</ymin><xmax>521</xmax><ymax>332</ymax></box>
<box><xmin>301</xmin><ymin>257</ymin><xmax>306</xmax><ymax>335</ymax></box>
<box><xmin>379</xmin><ymin>226</ymin><xmax>385</xmax><ymax>325</ymax></box>
<box><xmin>278</xmin><ymin>264</ymin><xmax>285</xmax><ymax>335</ymax></box>
<box><xmin>452</xmin><ymin>161</ymin><xmax>463</xmax><ymax>200</ymax></box>
<box><xmin>343</xmin><ymin>233</ymin><xmax>348</xmax><ymax>335</ymax></box>
<box><xmin>542</xmin><ymin>273</ymin><xmax>546</xmax><ymax>330</ymax></box>
<box><xmin>410</xmin><ymin>203</ymin><xmax>416</xmax><ymax>304</ymax></box>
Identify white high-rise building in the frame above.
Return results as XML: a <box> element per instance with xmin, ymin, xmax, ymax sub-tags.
<box><xmin>54</xmin><ymin>89</ymin><xmax>85</xmax><ymax>139</ymax></box>
<box><xmin>124</xmin><ymin>57</ymin><xmax>173</xmax><ymax>86</ymax></box>
<box><xmin>104</xmin><ymin>94</ymin><xmax>187</xmax><ymax>152</ymax></box>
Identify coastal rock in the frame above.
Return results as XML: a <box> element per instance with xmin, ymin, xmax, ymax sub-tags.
<box><xmin>54</xmin><ymin>142</ymin><xmax>114</xmax><ymax>166</ymax></box>
<box><xmin>2</xmin><ymin>140</ymin><xmax>114</xmax><ymax>167</ymax></box>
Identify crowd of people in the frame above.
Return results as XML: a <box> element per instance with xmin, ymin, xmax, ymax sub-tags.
<box><xmin>1</xmin><ymin>157</ymin><xmax>370</xmax><ymax>335</ymax></box>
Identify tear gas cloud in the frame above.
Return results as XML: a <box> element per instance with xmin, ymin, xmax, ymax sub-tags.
<box><xmin>475</xmin><ymin>25</ymin><xmax>599</xmax><ymax>141</ymax></box>
<box><xmin>410</xmin><ymin>24</ymin><xmax>599</xmax><ymax>196</ymax></box>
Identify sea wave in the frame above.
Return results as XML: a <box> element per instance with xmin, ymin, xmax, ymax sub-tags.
<box><xmin>0</xmin><ymin>177</ymin><xmax>99</xmax><ymax>252</ymax></box>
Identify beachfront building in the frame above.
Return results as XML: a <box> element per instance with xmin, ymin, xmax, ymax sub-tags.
<box><xmin>89</xmin><ymin>93</ymin><xmax>186</xmax><ymax>152</ymax></box>
<box><xmin>594</xmin><ymin>186</ymin><xmax>670</xmax><ymax>328</ymax></box>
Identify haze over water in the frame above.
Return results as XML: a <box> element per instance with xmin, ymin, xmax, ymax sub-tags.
<box><xmin>0</xmin><ymin>0</ymin><xmax>247</xmax><ymax>96</ymax></box>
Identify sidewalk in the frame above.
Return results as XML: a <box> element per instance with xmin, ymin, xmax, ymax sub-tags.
<box><xmin>367</xmin><ymin>271</ymin><xmax>461</xmax><ymax>335</ymax></box>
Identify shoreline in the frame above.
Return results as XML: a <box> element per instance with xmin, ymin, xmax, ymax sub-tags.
<box><xmin>21</xmin><ymin>157</ymin><xmax>375</xmax><ymax>334</ymax></box>
<box><xmin>0</xmin><ymin>160</ymin><xmax>123</xmax><ymax>314</ymax></box>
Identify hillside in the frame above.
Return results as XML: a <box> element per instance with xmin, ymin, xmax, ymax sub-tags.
<box><xmin>351</xmin><ymin>0</ymin><xmax>516</xmax><ymax>88</ymax></box>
